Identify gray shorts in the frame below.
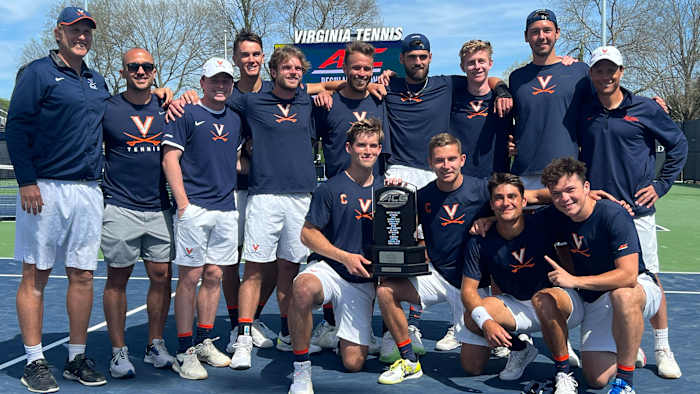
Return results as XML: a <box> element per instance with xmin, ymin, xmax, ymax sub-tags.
<box><xmin>101</xmin><ymin>204</ymin><xmax>174</xmax><ymax>267</ymax></box>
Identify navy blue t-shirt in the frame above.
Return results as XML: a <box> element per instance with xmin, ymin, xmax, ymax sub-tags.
<box><xmin>449</xmin><ymin>88</ymin><xmax>510</xmax><ymax>179</ymax></box>
<box><xmin>102</xmin><ymin>93</ymin><xmax>170</xmax><ymax>211</ymax></box>
<box><xmin>579</xmin><ymin>88</ymin><xmax>688</xmax><ymax>217</ymax></box>
<box><xmin>463</xmin><ymin>212</ymin><xmax>556</xmax><ymax>301</ymax></box>
<box><xmin>545</xmin><ymin>201</ymin><xmax>646</xmax><ymax>303</ymax></box>
<box><xmin>163</xmin><ymin>103</ymin><xmax>241</xmax><ymax>211</ymax></box>
<box><xmin>228</xmin><ymin>88</ymin><xmax>316</xmax><ymax>194</ymax></box>
<box><xmin>305</xmin><ymin>172</ymin><xmax>383</xmax><ymax>283</ymax></box>
<box><xmin>313</xmin><ymin>91</ymin><xmax>390</xmax><ymax>178</ymax></box>
<box><xmin>417</xmin><ymin>177</ymin><xmax>490</xmax><ymax>288</ymax></box>
<box><xmin>228</xmin><ymin>80</ymin><xmax>274</xmax><ymax>191</ymax></box>
<box><xmin>509</xmin><ymin>62</ymin><xmax>592</xmax><ymax>176</ymax></box>
<box><xmin>385</xmin><ymin>75</ymin><xmax>462</xmax><ymax>169</ymax></box>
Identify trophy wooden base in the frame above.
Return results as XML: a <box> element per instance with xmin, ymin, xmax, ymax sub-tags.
<box><xmin>369</xmin><ymin>245</ymin><xmax>431</xmax><ymax>277</ymax></box>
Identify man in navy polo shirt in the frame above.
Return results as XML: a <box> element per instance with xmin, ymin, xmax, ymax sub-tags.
<box><xmin>509</xmin><ymin>9</ymin><xmax>591</xmax><ymax>190</ymax></box>
<box><xmin>579</xmin><ymin>45</ymin><xmax>687</xmax><ymax>379</ymax></box>
<box><xmin>162</xmin><ymin>57</ymin><xmax>242</xmax><ymax>379</ymax></box>
<box><xmin>538</xmin><ymin>158</ymin><xmax>662</xmax><ymax>394</ymax></box>
<box><xmin>101</xmin><ymin>47</ymin><xmax>176</xmax><ymax>379</ymax></box>
<box><xmin>228</xmin><ymin>45</ymin><xmax>320</xmax><ymax>370</ymax></box>
<box><xmin>287</xmin><ymin>118</ymin><xmax>385</xmax><ymax>393</ymax></box>
<box><xmin>459</xmin><ymin>173</ymin><xmax>583</xmax><ymax>393</ymax></box>
<box><xmin>6</xmin><ymin>6</ymin><xmax>109</xmax><ymax>391</ymax></box>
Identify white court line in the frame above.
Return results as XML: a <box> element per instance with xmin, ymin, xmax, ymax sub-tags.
<box><xmin>0</xmin><ymin>274</ymin><xmax>166</xmax><ymax>280</ymax></box>
<box><xmin>660</xmin><ymin>271</ymin><xmax>700</xmax><ymax>275</ymax></box>
<box><xmin>0</xmin><ymin>290</ymin><xmax>177</xmax><ymax>370</ymax></box>
<box><xmin>665</xmin><ymin>290</ymin><xmax>700</xmax><ymax>295</ymax></box>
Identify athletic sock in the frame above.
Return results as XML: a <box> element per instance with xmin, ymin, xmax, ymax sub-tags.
<box><xmin>293</xmin><ymin>348</ymin><xmax>310</xmax><ymax>363</ymax></box>
<box><xmin>509</xmin><ymin>335</ymin><xmax>527</xmax><ymax>351</ymax></box>
<box><xmin>280</xmin><ymin>314</ymin><xmax>290</xmax><ymax>337</ymax></box>
<box><xmin>112</xmin><ymin>346</ymin><xmax>126</xmax><ymax>356</ymax></box>
<box><xmin>177</xmin><ymin>332</ymin><xmax>193</xmax><ymax>354</ymax></box>
<box><xmin>322</xmin><ymin>303</ymin><xmax>336</xmax><ymax>327</ymax></box>
<box><xmin>397</xmin><ymin>338</ymin><xmax>417</xmax><ymax>362</ymax></box>
<box><xmin>654</xmin><ymin>328</ymin><xmax>670</xmax><ymax>350</ymax></box>
<box><xmin>407</xmin><ymin>305</ymin><xmax>422</xmax><ymax>328</ymax></box>
<box><xmin>67</xmin><ymin>343</ymin><xmax>86</xmax><ymax>362</ymax></box>
<box><xmin>238</xmin><ymin>318</ymin><xmax>253</xmax><ymax>336</ymax></box>
<box><xmin>255</xmin><ymin>302</ymin><xmax>266</xmax><ymax>320</ymax></box>
<box><xmin>616</xmin><ymin>364</ymin><xmax>634</xmax><ymax>384</ymax></box>
<box><xmin>227</xmin><ymin>305</ymin><xmax>239</xmax><ymax>330</ymax></box>
<box><xmin>195</xmin><ymin>323</ymin><xmax>213</xmax><ymax>345</ymax></box>
<box><xmin>25</xmin><ymin>343</ymin><xmax>44</xmax><ymax>364</ymax></box>
<box><xmin>553</xmin><ymin>354</ymin><xmax>570</xmax><ymax>374</ymax></box>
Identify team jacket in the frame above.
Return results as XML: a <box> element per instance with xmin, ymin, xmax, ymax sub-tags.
<box><xmin>6</xmin><ymin>50</ymin><xmax>110</xmax><ymax>186</ymax></box>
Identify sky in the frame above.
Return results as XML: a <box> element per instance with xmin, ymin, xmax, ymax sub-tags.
<box><xmin>0</xmin><ymin>0</ymin><xmax>548</xmax><ymax>100</ymax></box>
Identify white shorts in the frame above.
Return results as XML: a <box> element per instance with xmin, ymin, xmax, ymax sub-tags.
<box><xmin>298</xmin><ymin>261</ymin><xmax>375</xmax><ymax>346</ymax></box>
<box><xmin>385</xmin><ymin>164</ymin><xmax>436</xmax><ymax>190</ymax></box>
<box><xmin>101</xmin><ymin>204</ymin><xmax>174</xmax><ymax>267</ymax></box>
<box><xmin>634</xmin><ymin>214</ymin><xmax>659</xmax><ymax>273</ymax></box>
<box><xmin>235</xmin><ymin>189</ymin><xmax>248</xmax><ymax>246</ymax></box>
<box><xmin>408</xmin><ymin>263</ymin><xmax>465</xmax><ymax>332</ymax></box>
<box><xmin>580</xmin><ymin>273</ymin><xmax>662</xmax><ymax>352</ymax></box>
<box><xmin>457</xmin><ymin>287</ymin><xmax>584</xmax><ymax>346</ymax></box>
<box><xmin>173</xmin><ymin>204</ymin><xmax>239</xmax><ymax>267</ymax></box>
<box><xmin>242</xmin><ymin>193</ymin><xmax>310</xmax><ymax>263</ymax></box>
<box><xmin>15</xmin><ymin>179</ymin><xmax>102</xmax><ymax>271</ymax></box>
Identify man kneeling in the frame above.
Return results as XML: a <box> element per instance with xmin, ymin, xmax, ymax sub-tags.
<box><xmin>288</xmin><ymin>119</ymin><xmax>385</xmax><ymax>394</ymax></box>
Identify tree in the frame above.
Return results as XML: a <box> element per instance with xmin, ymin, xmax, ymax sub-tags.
<box><xmin>277</xmin><ymin>0</ymin><xmax>382</xmax><ymax>43</ymax></box>
<box><xmin>550</xmin><ymin>0</ymin><xmax>700</xmax><ymax>121</ymax></box>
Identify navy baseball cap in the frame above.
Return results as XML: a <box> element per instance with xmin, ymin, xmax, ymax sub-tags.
<box><xmin>57</xmin><ymin>7</ymin><xmax>96</xmax><ymax>28</ymax></box>
<box><xmin>526</xmin><ymin>9</ymin><xmax>557</xmax><ymax>29</ymax></box>
<box><xmin>401</xmin><ymin>33</ymin><xmax>430</xmax><ymax>53</ymax></box>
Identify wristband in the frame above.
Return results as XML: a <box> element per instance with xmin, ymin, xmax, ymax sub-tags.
<box><xmin>471</xmin><ymin>306</ymin><xmax>493</xmax><ymax>330</ymax></box>
<box><xmin>493</xmin><ymin>82</ymin><xmax>512</xmax><ymax>99</ymax></box>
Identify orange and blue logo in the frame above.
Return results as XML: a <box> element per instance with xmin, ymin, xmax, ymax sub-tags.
<box><xmin>570</xmin><ymin>233</ymin><xmax>591</xmax><ymax>257</ymax></box>
<box><xmin>467</xmin><ymin>100</ymin><xmax>488</xmax><ymax>119</ymax></box>
<box><xmin>531</xmin><ymin>75</ymin><xmax>557</xmax><ymax>95</ymax></box>
<box><xmin>210</xmin><ymin>123</ymin><xmax>229</xmax><ymax>142</ymax></box>
<box><xmin>509</xmin><ymin>248</ymin><xmax>535</xmax><ymax>273</ymax></box>
<box><xmin>124</xmin><ymin>115</ymin><xmax>162</xmax><ymax>147</ymax></box>
<box><xmin>354</xmin><ymin>198</ymin><xmax>373</xmax><ymax>220</ymax></box>
<box><xmin>275</xmin><ymin>104</ymin><xmax>298</xmax><ymax>123</ymax></box>
<box><xmin>440</xmin><ymin>203</ymin><xmax>464</xmax><ymax>226</ymax></box>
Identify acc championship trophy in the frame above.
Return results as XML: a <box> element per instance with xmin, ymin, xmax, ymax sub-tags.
<box><xmin>370</xmin><ymin>186</ymin><xmax>430</xmax><ymax>277</ymax></box>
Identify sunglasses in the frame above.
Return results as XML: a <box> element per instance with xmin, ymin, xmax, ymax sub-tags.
<box><xmin>126</xmin><ymin>62</ymin><xmax>155</xmax><ymax>73</ymax></box>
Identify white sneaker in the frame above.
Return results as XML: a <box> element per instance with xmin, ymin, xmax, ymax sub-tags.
<box><xmin>368</xmin><ymin>334</ymin><xmax>381</xmax><ymax>356</ymax></box>
<box><xmin>567</xmin><ymin>340</ymin><xmax>581</xmax><ymax>368</ymax></box>
<box><xmin>110</xmin><ymin>346</ymin><xmax>135</xmax><ymax>378</ymax></box>
<box><xmin>173</xmin><ymin>347</ymin><xmax>207</xmax><ymax>380</ymax></box>
<box><xmin>230</xmin><ymin>335</ymin><xmax>253</xmax><ymax>370</ymax></box>
<box><xmin>253</xmin><ymin>320</ymin><xmax>276</xmax><ymax>348</ymax></box>
<box><xmin>144</xmin><ymin>339</ymin><xmax>176</xmax><ymax>368</ymax></box>
<box><xmin>195</xmin><ymin>337</ymin><xmax>230</xmax><ymax>367</ymax></box>
<box><xmin>655</xmin><ymin>348</ymin><xmax>682</xmax><ymax>378</ymax></box>
<box><xmin>379</xmin><ymin>331</ymin><xmax>400</xmax><ymax>364</ymax></box>
<box><xmin>554</xmin><ymin>371</ymin><xmax>579</xmax><ymax>394</ymax></box>
<box><xmin>635</xmin><ymin>348</ymin><xmax>646</xmax><ymax>368</ymax></box>
<box><xmin>435</xmin><ymin>325</ymin><xmax>459</xmax><ymax>351</ymax></box>
<box><xmin>499</xmin><ymin>341</ymin><xmax>538</xmax><ymax>381</ymax></box>
<box><xmin>226</xmin><ymin>327</ymin><xmax>238</xmax><ymax>353</ymax></box>
<box><xmin>288</xmin><ymin>360</ymin><xmax>313</xmax><ymax>394</ymax></box>
<box><xmin>310</xmin><ymin>321</ymin><xmax>339</xmax><ymax>349</ymax></box>
<box><xmin>491</xmin><ymin>346</ymin><xmax>510</xmax><ymax>358</ymax></box>
<box><xmin>377</xmin><ymin>359</ymin><xmax>423</xmax><ymax>384</ymax></box>
<box><xmin>407</xmin><ymin>325</ymin><xmax>426</xmax><ymax>355</ymax></box>
<box><xmin>276</xmin><ymin>333</ymin><xmax>322</xmax><ymax>354</ymax></box>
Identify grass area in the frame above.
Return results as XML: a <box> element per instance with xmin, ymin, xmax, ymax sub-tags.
<box><xmin>0</xmin><ymin>183</ymin><xmax>696</xmax><ymax>270</ymax></box>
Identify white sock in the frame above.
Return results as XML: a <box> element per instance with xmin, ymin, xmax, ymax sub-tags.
<box><xmin>654</xmin><ymin>328</ymin><xmax>670</xmax><ymax>350</ymax></box>
<box><xmin>25</xmin><ymin>343</ymin><xmax>44</xmax><ymax>364</ymax></box>
<box><xmin>112</xmin><ymin>346</ymin><xmax>123</xmax><ymax>356</ymax></box>
<box><xmin>68</xmin><ymin>343</ymin><xmax>86</xmax><ymax>361</ymax></box>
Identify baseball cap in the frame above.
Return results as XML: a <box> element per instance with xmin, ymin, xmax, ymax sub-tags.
<box><xmin>57</xmin><ymin>7</ymin><xmax>96</xmax><ymax>28</ymax></box>
<box><xmin>401</xmin><ymin>33</ymin><xmax>430</xmax><ymax>53</ymax></box>
<box><xmin>590</xmin><ymin>45</ymin><xmax>624</xmax><ymax>67</ymax></box>
<box><xmin>202</xmin><ymin>57</ymin><xmax>235</xmax><ymax>78</ymax></box>
<box><xmin>526</xmin><ymin>9</ymin><xmax>557</xmax><ymax>29</ymax></box>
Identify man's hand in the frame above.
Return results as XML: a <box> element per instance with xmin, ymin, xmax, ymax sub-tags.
<box><xmin>376</xmin><ymin>69</ymin><xmax>396</xmax><ymax>86</ymax></box>
<box><xmin>341</xmin><ymin>251</ymin><xmax>372</xmax><ymax>278</ymax></box>
<box><xmin>19</xmin><ymin>185</ymin><xmax>43</xmax><ymax>215</ymax></box>
<box><xmin>482</xmin><ymin>319</ymin><xmax>512</xmax><ymax>348</ymax></box>
<box><xmin>634</xmin><ymin>184</ymin><xmax>659</xmax><ymax>208</ymax></box>
<box><xmin>367</xmin><ymin>83</ymin><xmax>387</xmax><ymax>100</ymax></box>
<box><xmin>558</xmin><ymin>55</ymin><xmax>578</xmax><ymax>66</ymax></box>
<box><xmin>165</xmin><ymin>90</ymin><xmax>200</xmax><ymax>123</ymax></box>
<box><xmin>469</xmin><ymin>217</ymin><xmax>495</xmax><ymax>237</ymax></box>
<box><xmin>545</xmin><ymin>255</ymin><xmax>578</xmax><ymax>288</ymax></box>
<box><xmin>177</xmin><ymin>203</ymin><xmax>189</xmax><ymax>219</ymax></box>
<box><xmin>590</xmin><ymin>189</ymin><xmax>634</xmax><ymax>216</ymax></box>
<box><xmin>507</xmin><ymin>134</ymin><xmax>517</xmax><ymax>157</ymax></box>
<box><xmin>153</xmin><ymin>87</ymin><xmax>174</xmax><ymax>106</ymax></box>
<box><xmin>313</xmin><ymin>90</ymin><xmax>333</xmax><ymax>110</ymax></box>
<box><xmin>384</xmin><ymin>177</ymin><xmax>407</xmax><ymax>188</ymax></box>
<box><xmin>494</xmin><ymin>97</ymin><xmax>513</xmax><ymax>118</ymax></box>
<box><xmin>652</xmin><ymin>96</ymin><xmax>669</xmax><ymax>113</ymax></box>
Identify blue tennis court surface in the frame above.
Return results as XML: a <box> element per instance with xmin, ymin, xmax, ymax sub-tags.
<box><xmin>0</xmin><ymin>259</ymin><xmax>696</xmax><ymax>393</ymax></box>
